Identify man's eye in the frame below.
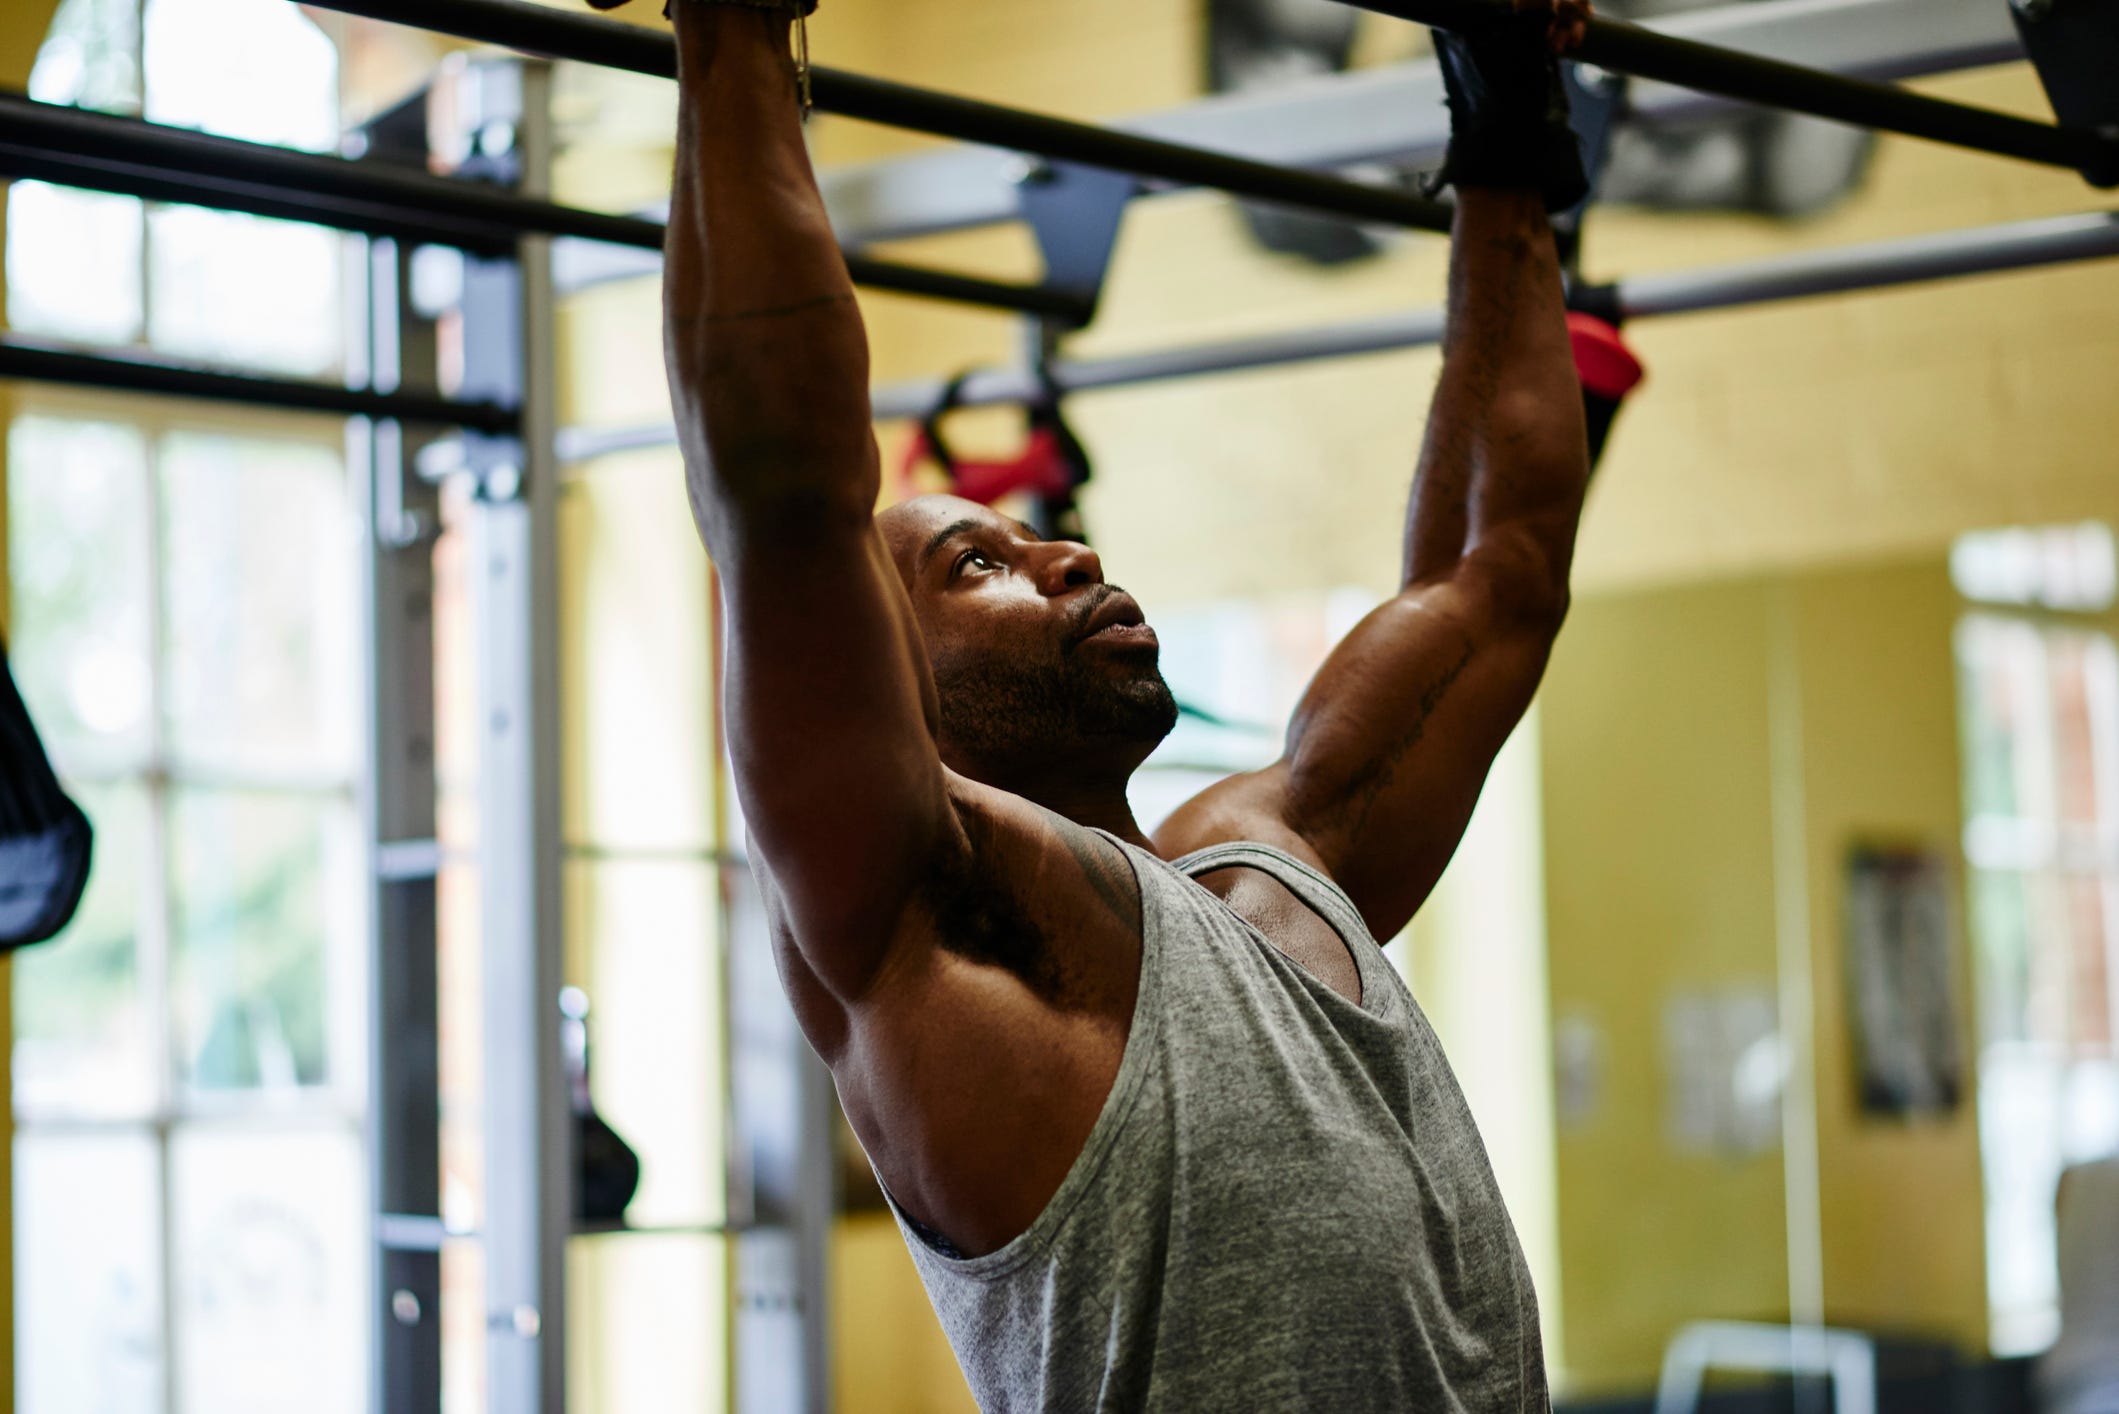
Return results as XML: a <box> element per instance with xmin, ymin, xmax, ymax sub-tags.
<box><xmin>955</xmin><ymin>550</ymin><xmax>995</xmax><ymax>575</ymax></box>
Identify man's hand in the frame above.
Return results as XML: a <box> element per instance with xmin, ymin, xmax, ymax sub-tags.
<box><xmin>1430</xmin><ymin>0</ymin><xmax>1595</xmax><ymax>211</ymax></box>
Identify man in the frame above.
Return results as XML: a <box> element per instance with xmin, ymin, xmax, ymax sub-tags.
<box><xmin>615</xmin><ymin>0</ymin><xmax>1596</xmax><ymax>1404</ymax></box>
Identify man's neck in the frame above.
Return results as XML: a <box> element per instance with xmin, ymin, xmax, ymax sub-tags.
<box><xmin>964</xmin><ymin>756</ymin><xmax>1155</xmax><ymax>853</ymax></box>
<box><xmin>1027</xmin><ymin>779</ymin><xmax>1154</xmax><ymax>854</ymax></box>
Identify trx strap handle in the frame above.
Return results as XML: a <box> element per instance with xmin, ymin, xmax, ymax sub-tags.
<box><xmin>1567</xmin><ymin>311</ymin><xmax>1646</xmax><ymax>470</ymax></box>
<box><xmin>898</xmin><ymin>370</ymin><xmax>1092</xmax><ymax>511</ymax></box>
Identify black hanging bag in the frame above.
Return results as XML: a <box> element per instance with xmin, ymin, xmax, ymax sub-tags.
<box><xmin>0</xmin><ymin>637</ymin><xmax>93</xmax><ymax>951</ymax></box>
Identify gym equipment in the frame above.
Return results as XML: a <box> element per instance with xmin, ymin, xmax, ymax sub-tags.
<box><xmin>0</xmin><ymin>639</ymin><xmax>92</xmax><ymax>952</ymax></box>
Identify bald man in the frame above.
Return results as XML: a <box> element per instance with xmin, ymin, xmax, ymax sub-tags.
<box><xmin>635</xmin><ymin>0</ymin><xmax>1596</xmax><ymax>1404</ymax></box>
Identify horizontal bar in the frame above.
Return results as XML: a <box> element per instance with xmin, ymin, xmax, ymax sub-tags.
<box><xmin>557</xmin><ymin>209</ymin><xmax>2119</xmax><ymax>456</ymax></box>
<box><xmin>1334</xmin><ymin>0</ymin><xmax>2119</xmax><ymax>184</ymax></box>
<box><xmin>1613</xmin><ymin>209</ymin><xmax>2119</xmax><ymax>318</ymax></box>
<box><xmin>0</xmin><ymin>92</ymin><xmax>1078</xmax><ymax>319</ymax></box>
<box><xmin>295</xmin><ymin>0</ymin><xmax>1456</xmax><ymax>232</ymax></box>
<box><xmin>821</xmin><ymin>0</ymin><xmax>2025</xmax><ymax>247</ymax></box>
<box><xmin>0</xmin><ymin>337</ymin><xmax>521</xmax><ymax>431</ymax></box>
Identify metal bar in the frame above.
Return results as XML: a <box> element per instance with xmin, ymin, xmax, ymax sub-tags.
<box><xmin>356</xmin><ymin>233</ymin><xmax>447</xmax><ymax>1414</ymax></box>
<box><xmin>460</xmin><ymin>59</ymin><xmax>568</xmax><ymax>1414</ymax></box>
<box><xmin>1335</xmin><ymin>0</ymin><xmax>2119</xmax><ymax>184</ymax></box>
<box><xmin>560</xmin><ymin>208</ymin><xmax>2119</xmax><ymax>455</ymax></box>
<box><xmin>820</xmin><ymin>0</ymin><xmax>2026</xmax><ymax>247</ymax></box>
<box><xmin>1612</xmin><ymin>209</ymin><xmax>2119</xmax><ymax>318</ymax></box>
<box><xmin>293</xmin><ymin>0</ymin><xmax>1456</xmax><ymax>232</ymax></box>
<box><xmin>0</xmin><ymin>336</ymin><xmax>520</xmax><ymax>431</ymax></box>
<box><xmin>0</xmin><ymin>91</ymin><xmax>1079</xmax><ymax>318</ymax></box>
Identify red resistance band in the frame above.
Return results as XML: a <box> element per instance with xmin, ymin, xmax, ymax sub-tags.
<box><xmin>898</xmin><ymin>424</ymin><xmax>1082</xmax><ymax>505</ymax></box>
<box><xmin>898</xmin><ymin>373</ymin><xmax>1090</xmax><ymax>509</ymax></box>
<box><xmin>1569</xmin><ymin>312</ymin><xmax>1646</xmax><ymax>402</ymax></box>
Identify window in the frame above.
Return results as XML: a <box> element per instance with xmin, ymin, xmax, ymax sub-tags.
<box><xmin>6</xmin><ymin>2</ymin><xmax>365</xmax><ymax>1410</ymax></box>
<box><xmin>9</xmin><ymin>0</ymin><xmax>344</xmax><ymax>376</ymax></box>
<box><xmin>1955</xmin><ymin>524</ymin><xmax>2119</xmax><ymax>1355</ymax></box>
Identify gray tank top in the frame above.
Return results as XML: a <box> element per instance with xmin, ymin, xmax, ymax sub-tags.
<box><xmin>884</xmin><ymin>833</ymin><xmax>1549</xmax><ymax>1412</ymax></box>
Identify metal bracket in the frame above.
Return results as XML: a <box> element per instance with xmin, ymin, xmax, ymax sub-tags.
<box><xmin>1014</xmin><ymin>160</ymin><xmax>1136</xmax><ymax>329</ymax></box>
<box><xmin>2011</xmin><ymin>0</ymin><xmax>2119</xmax><ymax>187</ymax></box>
<box><xmin>1655</xmin><ymin>1322</ymin><xmax>1878</xmax><ymax>1414</ymax></box>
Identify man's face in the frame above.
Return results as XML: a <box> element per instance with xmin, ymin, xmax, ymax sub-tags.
<box><xmin>878</xmin><ymin>496</ymin><xmax>1178</xmax><ymax>783</ymax></box>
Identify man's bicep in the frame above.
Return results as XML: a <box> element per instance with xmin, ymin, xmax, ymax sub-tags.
<box><xmin>720</xmin><ymin>514</ymin><xmax>954</xmax><ymax>997</ymax></box>
<box><xmin>1276</xmin><ymin>573</ymin><xmax>1556</xmax><ymax>939</ymax></box>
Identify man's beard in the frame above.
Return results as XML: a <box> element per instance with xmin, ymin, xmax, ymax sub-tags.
<box><xmin>933</xmin><ymin>641</ymin><xmax>1179</xmax><ymax>774</ymax></box>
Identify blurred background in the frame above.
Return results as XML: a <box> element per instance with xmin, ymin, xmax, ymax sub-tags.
<box><xmin>2</xmin><ymin>0</ymin><xmax>2117</xmax><ymax>1409</ymax></box>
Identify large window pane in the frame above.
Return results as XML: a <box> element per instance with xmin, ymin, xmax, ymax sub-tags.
<box><xmin>144</xmin><ymin>207</ymin><xmax>343</xmax><ymax>377</ymax></box>
<box><xmin>158</xmin><ymin>432</ymin><xmax>355</xmax><ymax>777</ymax></box>
<box><xmin>143</xmin><ymin>0</ymin><xmax>338</xmax><ymax>152</ymax></box>
<box><xmin>168</xmin><ymin>789</ymin><xmax>355</xmax><ymax>1094</ymax></box>
<box><xmin>15</xmin><ymin>1128</ymin><xmax>165</xmax><ymax>1414</ymax></box>
<box><xmin>170</xmin><ymin>1124</ymin><xmax>366</xmax><ymax>1414</ymax></box>
<box><xmin>4</xmin><ymin>183</ymin><xmax>146</xmax><ymax>346</ymax></box>
<box><xmin>29</xmin><ymin>0</ymin><xmax>143</xmax><ymax>113</ymax></box>
<box><xmin>6</xmin><ymin>415</ymin><xmax>153</xmax><ymax>769</ymax></box>
<box><xmin>13</xmin><ymin>784</ymin><xmax>156</xmax><ymax>1118</ymax></box>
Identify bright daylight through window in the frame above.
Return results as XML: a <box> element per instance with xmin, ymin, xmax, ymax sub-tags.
<box><xmin>5</xmin><ymin>1</ymin><xmax>365</xmax><ymax>1410</ymax></box>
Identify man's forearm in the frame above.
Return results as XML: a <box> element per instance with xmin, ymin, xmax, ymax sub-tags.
<box><xmin>1401</xmin><ymin>188</ymin><xmax>1590</xmax><ymax>597</ymax></box>
<box><xmin>664</xmin><ymin>7</ymin><xmax>878</xmax><ymax>548</ymax></box>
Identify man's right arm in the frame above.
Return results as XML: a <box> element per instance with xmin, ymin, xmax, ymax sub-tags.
<box><xmin>664</xmin><ymin>6</ymin><xmax>952</xmax><ymax>1004</ymax></box>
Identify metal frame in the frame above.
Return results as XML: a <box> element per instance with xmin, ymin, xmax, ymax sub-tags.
<box><xmin>0</xmin><ymin>89</ymin><xmax>1083</xmax><ymax>321</ymax></box>
<box><xmin>1653</xmin><ymin>1321</ymin><xmax>1879</xmax><ymax>1414</ymax></box>
<box><xmin>1335</xmin><ymin>0</ymin><xmax>2119</xmax><ymax>183</ymax></box>
<box><xmin>0</xmin><ymin>335</ymin><xmax>517</xmax><ymax>431</ymax></box>
<box><xmin>549</xmin><ymin>208</ymin><xmax>2119</xmax><ymax>456</ymax></box>
<box><xmin>817</xmin><ymin>0</ymin><xmax>2033</xmax><ymax>246</ymax></box>
<box><xmin>299</xmin><ymin>0</ymin><xmax>1456</xmax><ymax>234</ymax></box>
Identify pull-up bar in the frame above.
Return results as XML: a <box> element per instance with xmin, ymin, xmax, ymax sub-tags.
<box><xmin>1334</xmin><ymin>0</ymin><xmax>2119</xmax><ymax>186</ymax></box>
<box><xmin>0</xmin><ymin>91</ymin><xmax>1086</xmax><ymax>320</ymax></box>
<box><xmin>303</xmin><ymin>0</ymin><xmax>2119</xmax><ymax>193</ymax></box>
<box><xmin>298</xmin><ymin>0</ymin><xmax>1456</xmax><ymax>233</ymax></box>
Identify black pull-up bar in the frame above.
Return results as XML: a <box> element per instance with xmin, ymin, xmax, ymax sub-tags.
<box><xmin>0</xmin><ymin>91</ymin><xmax>1088</xmax><ymax>321</ymax></box>
<box><xmin>295</xmin><ymin>0</ymin><xmax>1458</xmax><ymax>232</ymax></box>
<box><xmin>1335</xmin><ymin>0</ymin><xmax>2119</xmax><ymax>186</ymax></box>
<box><xmin>303</xmin><ymin>0</ymin><xmax>2119</xmax><ymax>190</ymax></box>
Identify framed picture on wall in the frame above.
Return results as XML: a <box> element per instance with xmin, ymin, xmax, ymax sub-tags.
<box><xmin>1844</xmin><ymin>844</ymin><xmax>1966</xmax><ymax>1118</ymax></box>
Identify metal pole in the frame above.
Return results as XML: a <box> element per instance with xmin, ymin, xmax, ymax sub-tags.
<box><xmin>0</xmin><ymin>91</ymin><xmax>1083</xmax><ymax>321</ymax></box>
<box><xmin>1332</xmin><ymin>0</ymin><xmax>2119</xmax><ymax>186</ymax></box>
<box><xmin>1613</xmin><ymin>210</ymin><xmax>2119</xmax><ymax>318</ymax></box>
<box><xmin>293</xmin><ymin>0</ymin><xmax>1456</xmax><ymax>233</ymax></box>
<box><xmin>552</xmin><ymin>207</ymin><xmax>2118</xmax><ymax>455</ymax></box>
<box><xmin>0</xmin><ymin>336</ymin><xmax>521</xmax><ymax>431</ymax></box>
<box><xmin>859</xmin><ymin>211</ymin><xmax>2119</xmax><ymax>420</ymax></box>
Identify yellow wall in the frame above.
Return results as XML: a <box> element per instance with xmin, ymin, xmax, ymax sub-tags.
<box><xmin>1793</xmin><ymin>563</ymin><xmax>1990</xmax><ymax>1345</ymax></box>
<box><xmin>1541</xmin><ymin>578</ymin><xmax>1792</xmax><ymax>1392</ymax></box>
<box><xmin>0</xmin><ymin>8</ymin><xmax>64</xmax><ymax>1405</ymax></box>
<box><xmin>1540</xmin><ymin>558</ymin><xmax>2001</xmax><ymax>1395</ymax></box>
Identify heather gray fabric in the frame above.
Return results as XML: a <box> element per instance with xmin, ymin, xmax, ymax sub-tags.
<box><xmin>882</xmin><ymin>833</ymin><xmax>1549</xmax><ymax>1413</ymax></box>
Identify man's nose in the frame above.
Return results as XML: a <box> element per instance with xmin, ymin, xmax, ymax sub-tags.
<box><xmin>1035</xmin><ymin>539</ymin><xmax>1104</xmax><ymax>596</ymax></box>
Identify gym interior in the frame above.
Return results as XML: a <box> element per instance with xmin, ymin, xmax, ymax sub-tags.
<box><xmin>1</xmin><ymin>0</ymin><xmax>2117</xmax><ymax>1410</ymax></box>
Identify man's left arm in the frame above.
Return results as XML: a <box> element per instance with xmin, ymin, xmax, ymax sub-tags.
<box><xmin>1157</xmin><ymin>185</ymin><xmax>1590</xmax><ymax>943</ymax></box>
